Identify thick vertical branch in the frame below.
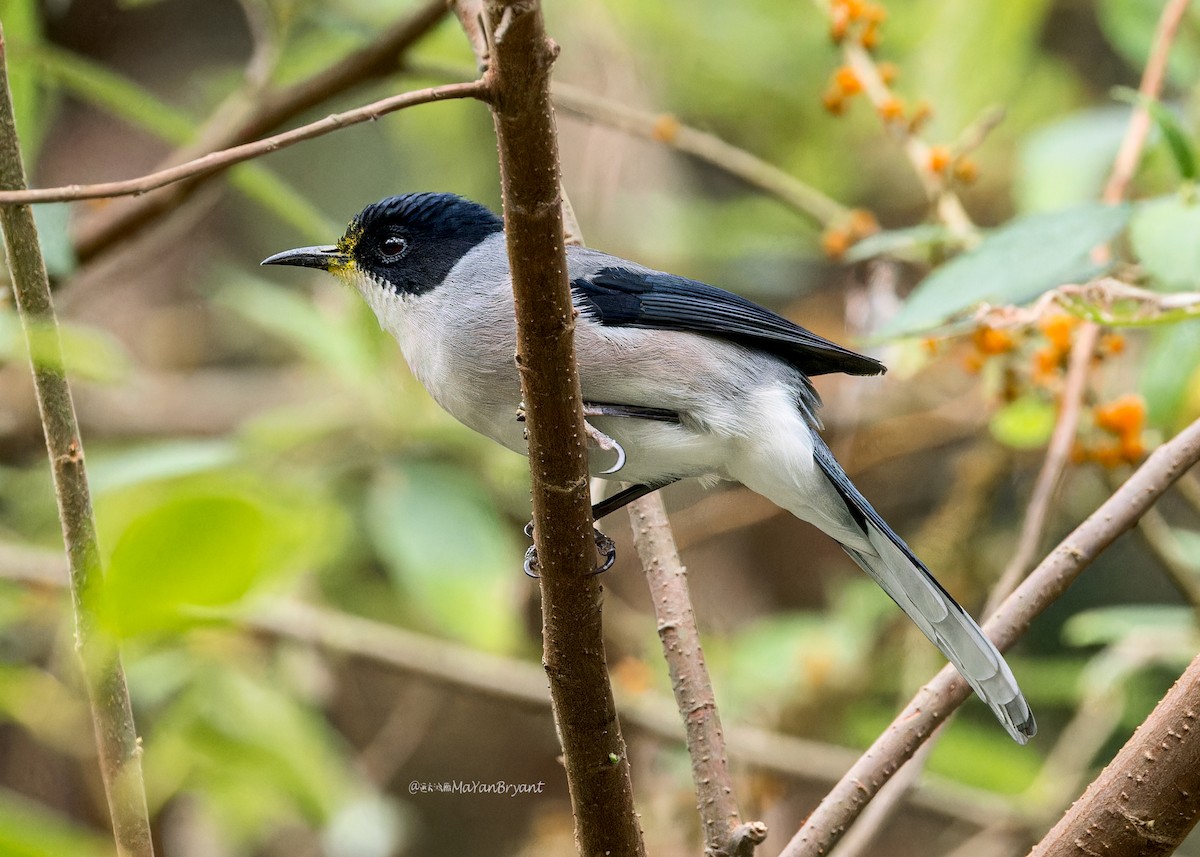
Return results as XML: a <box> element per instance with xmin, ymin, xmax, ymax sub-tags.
<box><xmin>0</xmin><ymin>29</ymin><xmax>153</xmax><ymax>857</ymax></box>
<box><xmin>1027</xmin><ymin>651</ymin><xmax>1200</xmax><ymax>857</ymax></box>
<box><xmin>480</xmin><ymin>3</ymin><xmax>645</xmax><ymax>855</ymax></box>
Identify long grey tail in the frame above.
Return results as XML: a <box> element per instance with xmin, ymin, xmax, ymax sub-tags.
<box><xmin>813</xmin><ymin>438</ymin><xmax>1036</xmax><ymax>744</ymax></box>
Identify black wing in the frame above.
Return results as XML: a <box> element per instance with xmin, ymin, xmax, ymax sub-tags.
<box><xmin>571</xmin><ymin>264</ymin><xmax>884</xmax><ymax>377</ymax></box>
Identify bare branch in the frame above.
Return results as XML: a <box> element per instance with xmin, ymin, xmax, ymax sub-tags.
<box><xmin>480</xmin><ymin>2</ymin><xmax>646</xmax><ymax>853</ymax></box>
<box><xmin>627</xmin><ymin>493</ymin><xmax>766</xmax><ymax>856</ymax></box>
<box><xmin>72</xmin><ymin>0</ymin><xmax>449</xmax><ymax>263</ymax></box>
<box><xmin>780</xmin><ymin>414</ymin><xmax>1200</xmax><ymax>857</ymax></box>
<box><xmin>1027</xmin><ymin>650</ymin><xmax>1200</xmax><ymax>857</ymax></box>
<box><xmin>0</xmin><ymin>30</ymin><xmax>153</xmax><ymax>857</ymax></box>
<box><xmin>0</xmin><ymin>80</ymin><xmax>486</xmax><ymax>205</ymax></box>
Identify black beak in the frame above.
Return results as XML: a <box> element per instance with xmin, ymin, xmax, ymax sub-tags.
<box><xmin>260</xmin><ymin>245</ymin><xmax>345</xmax><ymax>270</ymax></box>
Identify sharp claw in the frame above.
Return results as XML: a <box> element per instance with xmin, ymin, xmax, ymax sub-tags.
<box><xmin>523</xmin><ymin>545</ymin><xmax>540</xmax><ymax>578</ymax></box>
<box><xmin>598</xmin><ymin>438</ymin><xmax>626</xmax><ymax>474</ymax></box>
<box><xmin>588</xmin><ymin>530</ymin><xmax>617</xmax><ymax>576</ymax></box>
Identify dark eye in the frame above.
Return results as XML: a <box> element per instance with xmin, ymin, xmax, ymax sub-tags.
<box><xmin>380</xmin><ymin>234</ymin><xmax>408</xmax><ymax>258</ymax></box>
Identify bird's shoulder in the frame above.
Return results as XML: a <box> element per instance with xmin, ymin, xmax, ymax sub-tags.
<box><xmin>566</xmin><ymin>248</ymin><xmax>883</xmax><ymax>378</ymax></box>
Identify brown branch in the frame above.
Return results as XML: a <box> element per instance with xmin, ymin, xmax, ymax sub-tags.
<box><xmin>0</xmin><ymin>80</ymin><xmax>487</xmax><ymax>205</ymax></box>
<box><xmin>779</xmin><ymin>414</ymin><xmax>1200</xmax><ymax>857</ymax></box>
<box><xmin>627</xmin><ymin>493</ymin><xmax>767</xmax><ymax>857</ymax></box>
<box><xmin>71</xmin><ymin>0</ymin><xmax>449</xmax><ymax>263</ymax></box>
<box><xmin>1027</xmin><ymin>650</ymin><xmax>1200</xmax><ymax>857</ymax></box>
<box><xmin>480</xmin><ymin>2</ymin><xmax>645</xmax><ymax>854</ymax></box>
<box><xmin>0</xmin><ymin>29</ymin><xmax>153</xmax><ymax>857</ymax></box>
<box><xmin>550</xmin><ymin>81</ymin><xmax>848</xmax><ymax>228</ymax></box>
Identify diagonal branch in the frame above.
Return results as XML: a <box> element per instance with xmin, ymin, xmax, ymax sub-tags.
<box><xmin>0</xmin><ymin>80</ymin><xmax>487</xmax><ymax>205</ymax></box>
<box><xmin>0</xmin><ymin>29</ymin><xmax>153</xmax><ymax>857</ymax></box>
<box><xmin>480</xmin><ymin>2</ymin><xmax>646</xmax><ymax>854</ymax></box>
<box><xmin>72</xmin><ymin>0</ymin><xmax>449</xmax><ymax>263</ymax></box>
<box><xmin>780</xmin><ymin>414</ymin><xmax>1200</xmax><ymax>857</ymax></box>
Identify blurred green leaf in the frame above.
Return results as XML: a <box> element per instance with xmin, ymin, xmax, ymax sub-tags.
<box><xmin>989</xmin><ymin>395</ymin><xmax>1057</xmax><ymax>449</ymax></box>
<box><xmin>87</xmin><ymin>440</ymin><xmax>241</xmax><ymax>495</ymax></box>
<box><xmin>844</xmin><ymin>224</ymin><xmax>953</xmax><ymax>264</ymax></box>
<box><xmin>882</xmin><ymin>203</ymin><xmax>1131</xmax><ymax>336</ymax></box>
<box><xmin>0</xmin><ymin>665</ymin><xmax>89</xmax><ymax>754</ymax></box>
<box><xmin>365</xmin><ymin>461</ymin><xmax>520</xmax><ymax>650</ymax></box>
<box><xmin>1098</xmin><ymin>0</ymin><xmax>1200</xmax><ymax>89</ymax></box>
<box><xmin>0</xmin><ymin>789</ymin><xmax>115</xmax><ymax>857</ymax></box>
<box><xmin>31</xmin><ymin>204</ymin><xmax>76</xmax><ymax>277</ymax></box>
<box><xmin>1063</xmin><ymin>605</ymin><xmax>1196</xmax><ymax>648</ymax></box>
<box><xmin>1017</xmin><ymin>107</ymin><xmax>1131</xmax><ymax>212</ymax></box>
<box><xmin>103</xmin><ymin>491</ymin><xmax>303</xmax><ymax>637</ymax></box>
<box><xmin>1</xmin><ymin>0</ymin><xmax>49</xmax><ymax>165</ymax></box>
<box><xmin>1112</xmin><ymin>88</ymin><xmax>1196</xmax><ymax>181</ymax></box>
<box><xmin>1130</xmin><ymin>193</ymin><xmax>1200</xmax><ymax>290</ymax></box>
<box><xmin>1140</xmin><ymin>321</ymin><xmax>1200</xmax><ymax>428</ymax></box>
<box><xmin>0</xmin><ymin>313</ymin><xmax>132</xmax><ymax>382</ymax></box>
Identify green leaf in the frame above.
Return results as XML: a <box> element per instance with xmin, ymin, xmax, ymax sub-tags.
<box><xmin>1098</xmin><ymin>0</ymin><xmax>1200</xmax><ymax>90</ymax></box>
<box><xmin>1063</xmin><ymin>605</ymin><xmax>1197</xmax><ymax>648</ymax></box>
<box><xmin>1112</xmin><ymin>87</ymin><xmax>1196</xmax><ymax>181</ymax></box>
<box><xmin>1</xmin><ymin>0</ymin><xmax>50</xmax><ymax>165</ymax></box>
<box><xmin>881</xmin><ymin>203</ymin><xmax>1131</xmax><ymax>337</ymax></box>
<box><xmin>1017</xmin><ymin>107</ymin><xmax>1131</xmax><ymax>212</ymax></box>
<box><xmin>103</xmin><ymin>491</ymin><xmax>299</xmax><ymax>637</ymax></box>
<box><xmin>0</xmin><ymin>789</ymin><xmax>114</xmax><ymax>857</ymax></box>
<box><xmin>989</xmin><ymin>395</ymin><xmax>1057</xmax><ymax>449</ymax></box>
<box><xmin>86</xmin><ymin>440</ymin><xmax>241</xmax><ymax>495</ymax></box>
<box><xmin>1130</xmin><ymin>193</ymin><xmax>1200</xmax><ymax>290</ymax></box>
<box><xmin>1140</xmin><ymin>319</ymin><xmax>1200</xmax><ymax>428</ymax></box>
<box><xmin>843</xmin><ymin>224</ymin><xmax>953</xmax><ymax>264</ymax></box>
<box><xmin>365</xmin><ymin>462</ymin><xmax>520</xmax><ymax>650</ymax></box>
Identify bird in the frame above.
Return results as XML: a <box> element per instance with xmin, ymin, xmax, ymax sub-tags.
<box><xmin>262</xmin><ymin>191</ymin><xmax>1036</xmax><ymax>744</ymax></box>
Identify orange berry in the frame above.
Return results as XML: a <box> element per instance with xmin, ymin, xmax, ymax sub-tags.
<box><xmin>1094</xmin><ymin>394</ymin><xmax>1146</xmax><ymax>436</ymax></box>
<box><xmin>1032</xmin><ymin>345</ymin><xmax>1063</xmax><ymax>381</ymax></box>
<box><xmin>651</xmin><ymin>113</ymin><xmax>681</xmax><ymax>144</ymax></box>
<box><xmin>962</xmin><ymin>351</ymin><xmax>985</xmax><ymax>374</ymax></box>
<box><xmin>821</xmin><ymin>228</ymin><xmax>850</xmax><ymax>259</ymax></box>
<box><xmin>861</xmin><ymin>22</ymin><xmax>881</xmax><ymax>49</ymax></box>
<box><xmin>879</xmin><ymin>96</ymin><xmax>905</xmax><ymax>122</ymax></box>
<box><xmin>953</xmin><ymin>157</ymin><xmax>979</xmax><ymax>184</ymax></box>
<box><xmin>927</xmin><ymin>145</ymin><xmax>952</xmax><ymax>174</ymax></box>
<box><xmin>922</xmin><ymin>337</ymin><xmax>940</xmax><ymax>355</ymax></box>
<box><xmin>1039</xmin><ymin>313</ymin><xmax>1078</xmax><ymax>353</ymax></box>
<box><xmin>843</xmin><ymin>0</ymin><xmax>867</xmax><ymax>19</ymax></box>
<box><xmin>846</xmin><ymin>208</ymin><xmax>880</xmax><ymax>239</ymax></box>
<box><xmin>972</xmin><ymin>325</ymin><xmax>1015</xmax><ymax>355</ymax></box>
<box><xmin>835</xmin><ymin>65</ymin><xmax>863</xmax><ymax>95</ymax></box>
<box><xmin>877</xmin><ymin>62</ymin><xmax>899</xmax><ymax>84</ymax></box>
<box><xmin>862</xmin><ymin>2</ymin><xmax>888</xmax><ymax>24</ymax></box>
<box><xmin>822</xmin><ymin>89</ymin><xmax>846</xmax><ymax>115</ymax></box>
<box><xmin>1100</xmin><ymin>332</ymin><xmax>1126</xmax><ymax>355</ymax></box>
<box><xmin>1092</xmin><ymin>443</ymin><xmax>1124</xmax><ymax>469</ymax></box>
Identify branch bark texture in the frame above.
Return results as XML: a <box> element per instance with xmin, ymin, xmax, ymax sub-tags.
<box><xmin>1028</xmin><ymin>651</ymin><xmax>1200</xmax><ymax>857</ymax></box>
<box><xmin>0</xmin><ymin>29</ymin><xmax>153</xmax><ymax>857</ymax></box>
<box><xmin>781</xmin><ymin>415</ymin><xmax>1200</xmax><ymax>857</ymax></box>
<box><xmin>480</xmin><ymin>2</ymin><xmax>645</xmax><ymax>854</ymax></box>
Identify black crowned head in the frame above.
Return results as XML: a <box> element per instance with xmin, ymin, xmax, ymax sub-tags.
<box><xmin>262</xmin><ymin>193</ymin><xmax>504</xmax><ymax>295</ymax></box>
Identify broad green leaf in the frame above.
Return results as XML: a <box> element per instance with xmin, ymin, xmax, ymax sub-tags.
<box><xmin>0</xmin><ymin>790</ymin><xmax>114</xmax><ymax>857</ymax></box>
<box><xmin>365</xmin><ymin>462</ymin><xmax>519</xmax><ymax>650</ymax></box>
<box><xmin>1140</xmin><ymin>321</ymin><xmax>1200</xmax><ymax>428</ymax></box>
<box><xmin>103</xmin><ymin>492</ymin><xmax>300</xmax><ymax>636</ymax></box>
<box><xmin>1017</xmin><ymin>107</ymin><xmax>1131</xmax><ymax>212</ymax></box>
<box><xmin>1130</xmin><ymin>193</ymin><xmax>1200</xmax><ymax>290</ymax></box>
<box><xmin>87</xmin><ymin>440</ymin><xmax>240</xmax><ymax>495</ymax></box>
<box><xmin>989</xmin><ymin>395</ymin><xmax>1057</xmax><ymax>450</ymax></box>
<box><xmin>881</xmin><ymin>203</ymin><xmax>1131</xmax><ymax>337</ymax></box>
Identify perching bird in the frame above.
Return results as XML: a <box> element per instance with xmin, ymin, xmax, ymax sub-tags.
<box><xmin>263</xmin><ymin>192</ymin><xmax>1036</xmax><ymax>743</ymax></box>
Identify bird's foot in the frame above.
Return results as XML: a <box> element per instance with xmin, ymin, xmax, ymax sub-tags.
<box><xmin>523</xmin><ymin>522</ymin><xmax>617</xmax><ymax>578</ymax></box>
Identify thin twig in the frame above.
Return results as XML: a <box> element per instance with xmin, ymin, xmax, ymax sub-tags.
<box><xmin>0</xmin><ymin>29</ymin><xmax>153</xmax><ymax>857</ymax></box>
<box><xmin>627</xmin><ymin>493</ymin><xmax>766</xmax><ymax>857</ymax></box>
<box><xmin>551</xmin><ymin>81</ymin><xmax>848</xmax><ymax>228</ymax></box>
<box><xmin>72</xmin><ymin>0</ymin><xmax>449</xmax><ymax>263</ymax></box>
<box><xmin>779</xmin><ymin>413</ymin><xmax>1200</xmax><ymax>857</ymax></box>
<box><xmin>0</xmin><ymin>80</ymin><xmax>487</xmax><ymax>205</ymax></box>
<box><xmin>480</xmin><ymin>2</ymin><xmax>646</xmax><ymax>854</ymax></box>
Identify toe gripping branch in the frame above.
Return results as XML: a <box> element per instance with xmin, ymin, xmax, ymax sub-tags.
<box><xmin>517</xmin><ymin>401</ymin><xmax>681</xmax><ymax>577</ymax></box>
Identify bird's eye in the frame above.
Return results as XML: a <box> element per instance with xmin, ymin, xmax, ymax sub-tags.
<box><xmin>380</xmin><ymin>235</ymin><xmax>408</xmax><ymax>259</ymax></box>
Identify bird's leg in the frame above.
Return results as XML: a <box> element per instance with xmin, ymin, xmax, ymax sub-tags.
<box><xmin>518</xmin><ymin>402</ymin><xmax>681</xmax><ymax>576</ymax></box>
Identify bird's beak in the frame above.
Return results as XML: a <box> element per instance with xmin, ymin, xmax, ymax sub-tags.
<box><xmin>260</xmin><ymin>245</ymin><xmax>347</xmax><ymax>271</ymax></box>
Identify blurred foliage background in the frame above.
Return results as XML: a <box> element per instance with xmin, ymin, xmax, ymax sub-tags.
<box><xmin>1</xmin><ymin>0</ymin><xmax>1200</xmax><ymax>855</ymax></box>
